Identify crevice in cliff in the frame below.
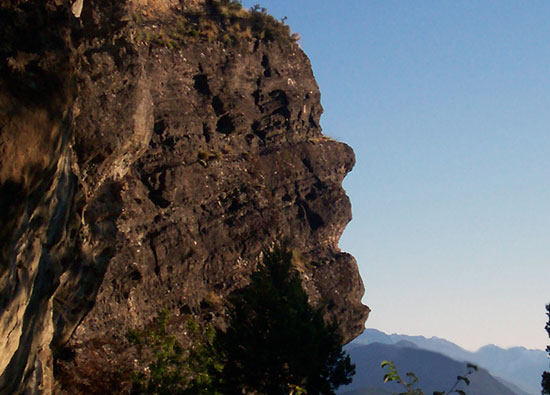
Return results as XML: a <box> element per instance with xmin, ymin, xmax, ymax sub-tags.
<box><xmin>140</xmin><ymin>171</ymin><xmax>170</xmax><ymax>209</ymax></box>
<box><xmin>251</xmin><ymin>120</ymin><xmax>266</xmax><ymax>141</ymax></box>
<box><xmin>261</xmin><ymin>54</ymin><xmax>271</xmax><ymax>77</ymax></box>
<box><xmin>298</xmin><ymin>200</ymin><xmax>325</xmax><ymax>232</ymax></box>
<box><xmin>149</xmin><ymin>238</ymin><xmax>162</xmax><ymax>282</ymax></box>
<box><xmin>202</xmin><ymin>122</ymin><xmax>212</xmax><ymax>143</ymax></box>
<box><xmin>211</xmin><ymin>95</ymin><xmax>225</xmax><ymax>116</ymax></box>
<box><xmin>193</xmin><ymin>73</ymin><xmax>211</xmax><ymax>96</ymax></box>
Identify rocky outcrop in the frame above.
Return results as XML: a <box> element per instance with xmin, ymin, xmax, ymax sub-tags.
<box><xmin>0</xmin><ymin>1</ymin><xmax>369</xmax><ymax>393</ymax></box>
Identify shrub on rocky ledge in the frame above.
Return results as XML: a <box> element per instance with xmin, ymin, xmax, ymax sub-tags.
<box><xmin>128</xmin><ymin>311</ymin><xmax>223</xmax><ymax>394</ymax></box>
<box><xmin>132</xmin><ymin>0</ymin><xmax>298</xmax><ymax>48</ymax></box>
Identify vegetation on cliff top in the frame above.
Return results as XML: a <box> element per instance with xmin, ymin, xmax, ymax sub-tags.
<box><xmin>132</xmin><ymin>0</ymin><xmax>299</xmax><ymax>48</ymax></box>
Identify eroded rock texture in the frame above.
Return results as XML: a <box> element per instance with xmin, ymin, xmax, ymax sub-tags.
<box><xmin>0</xmin><ymin>0</ymin><xmax>369</xmax><ymax>393</ymax></box>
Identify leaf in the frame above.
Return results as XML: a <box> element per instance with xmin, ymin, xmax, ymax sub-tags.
<box><xmin>384</xmin><ymin>372</ymin><xmax>398</xmax><ymax>383</ymax></box>
<box><xmin>456</xmin><ymin>375</ymin><xmax>470</xmax><ymax>386</ymax></box>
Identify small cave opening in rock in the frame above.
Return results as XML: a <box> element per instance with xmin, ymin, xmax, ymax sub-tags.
<box><xmin>202</xmin><ymin>122</ymin><xmax>211</xmax><ymax>143</ymax></box>
<box><xmin>306</xmin><ymin>209</ymin><xmax>324</xmax><ymax>231</ymax></box>
<box><xmin>298</xmin><ymin>201</ymin><xmax>325</xmax><ymax>231</ymax></box>
<box><xmin>148</xmin><ymin>191</ymin><xmax>170</xmax><ymax>209</ymax></box>
<box><xmin>141</xmin><ymin>172</ymin><xmax>171</xmax><ymax>209</ymax></box>
<box><xmin>55</xmin><ymin>346</ymin><xmax>76</xmax><ymax>363</ymax></box>
<box><xmin>129</xmin><ymin>269</ymin><xmax>142</xmax><ymax>282</ymax></box>
<box><xmin>228</xmin><ymin>198</ymin><xmax>243</xmax><ymax>213</ymax></box>
<box><xmin>272</xmin><ymin>106</ymin><xmax>291</xmax><ymax>121</ymax></box>
<box><xmin>211</xmin><ymin>95</ymin><xmax>225</xmax><ymax>116</ymax></box>
<box><xmin>251</xmin><ymin>120</ymin><xmax>266</xmax><ymax>140</ymax></box>
<box><xmin>154</xmin><ymin>119</ymin><xmax>166</xmax><ymax>135</ymax></box>
<box><xmin>162</xmin><ymin>136</ymin><xmax>176</xmax><ymax>148</ymax></box>
<box><xmin>193</xmin><ymin>74</ymin><xmax>211</xmax><ymax>96</ymax></box>
<box><xmin>180</xmin><ymin>305</ymin><xmax>192</xmax><ymax>315</ymax></box>
<box><xmin>261</xmin><ymin>54</ymin><xmax>271</xmax><ymax>77</ymax></box>
<box><xmin>309</xmin><ymin>113</ymin><xmax>318</xmax><ymax>128</ymax></box>
<box><xmin>269</xmin><ymin>89</ymin><xmax>289</xmax><ymax>106</ymax></box>
<box><xmin>216</xmin><ymin>114</ymin><xmax>235</xmax><ymax>135</ymax></box>
<box><xmin>305</xmin><ymin>190</ymin><xmax>317</xmax><ymax>201</ymax></box>
<box><xmin>302</xmin><ymin>157</ymin><xmax>313</xmax><ymax>172</ymax></box>
<box><xmin>252</xmin><ymin>89</ymin><xmax>262</xmax><ymax>107</ymax></box>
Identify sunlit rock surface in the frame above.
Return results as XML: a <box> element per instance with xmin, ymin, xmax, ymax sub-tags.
<box><xmin>0</xmin><ymin>1</ymin><xmax>369</xmax><ymax>392</ymax></box>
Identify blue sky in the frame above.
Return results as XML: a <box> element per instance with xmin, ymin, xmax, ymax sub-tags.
<box><xmin>242</xmin><ymin>0</ymin><xmax>550</xmax><ymax>351</ymax></box>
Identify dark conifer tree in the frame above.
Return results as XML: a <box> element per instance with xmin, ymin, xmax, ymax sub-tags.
<box><xmin>215</xmin><ymin>243</ymin><xmax>355</xmax><ymax>395</ymax></box>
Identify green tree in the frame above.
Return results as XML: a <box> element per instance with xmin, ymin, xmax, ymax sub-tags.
<box><xmin>127</xmin><ymin>311</ymin><xmax>223</xmax><ymax>395</ymax></box>
<box><xmin>542</xmin><ymin>304</ymin><xmax>550</xmax><ymax>394</ymax></box>
<box><xmin>215</xmin><ymin>243</ymin><xmax>355</xmax><ymax>394</ymax></box>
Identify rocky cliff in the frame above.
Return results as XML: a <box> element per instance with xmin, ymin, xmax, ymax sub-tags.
<box><xmin>0</xmin><ymin>0</ymin><xmax>369</xmax><ymax>393</ymax></box>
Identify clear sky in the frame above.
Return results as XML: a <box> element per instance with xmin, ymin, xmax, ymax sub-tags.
<box><xmin>242</xmin><ymin>0</ymin><xmax>550</xmax><ymax>352</ymax></box>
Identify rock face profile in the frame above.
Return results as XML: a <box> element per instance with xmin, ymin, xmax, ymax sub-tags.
<box><xmin>0</xmin><ymin>0</ymin><xmax>369</xmax><ymax>393</ymax></box>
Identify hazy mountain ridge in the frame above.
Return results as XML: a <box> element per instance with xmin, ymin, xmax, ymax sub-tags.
<box><xmin>349</xmin><ymin>329</ymin><xmax>545</xmax><ymax>394</ymax></box>
<box><xmin>339</xmin><ymin>341</ymin><xmax>518</xmax><ymax>395</ymax></box>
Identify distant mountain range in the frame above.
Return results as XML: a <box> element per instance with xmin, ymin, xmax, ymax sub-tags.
<box><xmin>339</xmin><ymin>341</ymin><xmax>518</xmax><ymax>395</ymax></box>
<box><xmin>340</xmin><ymin>328</ymin><xmax>547</xmax><ymax>395</ymax></box>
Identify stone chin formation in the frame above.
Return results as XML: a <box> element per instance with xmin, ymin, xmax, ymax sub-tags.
<box><xmin>0</xmin><ymin>0</ymin><xmax>369</xmax><ymax>393</ymax></box>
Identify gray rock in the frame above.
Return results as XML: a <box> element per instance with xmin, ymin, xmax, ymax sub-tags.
<box><xmin>0</xmin><ymin>1</ymin><xmax>369</xmax><ymax>393</ymax></box>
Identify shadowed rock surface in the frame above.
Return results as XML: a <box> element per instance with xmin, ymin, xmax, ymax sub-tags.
<box><xmin>0</xmin><ymin>0</ymin><xmax>369</xmax><ymax>393</ymax></box>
